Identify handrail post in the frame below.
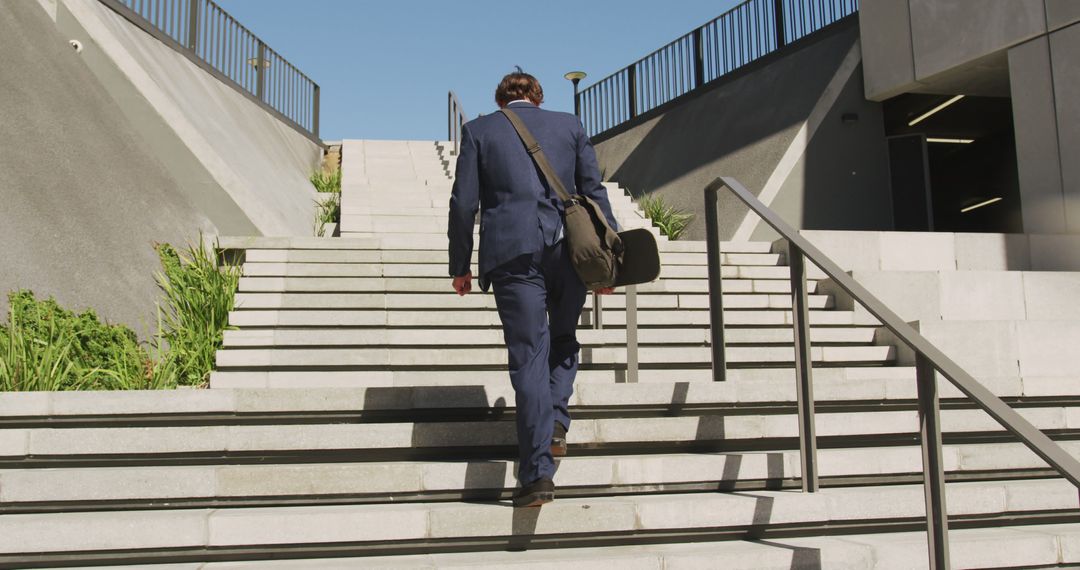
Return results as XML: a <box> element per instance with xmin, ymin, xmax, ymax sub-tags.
<box><xmin>592</xmin><ymin>292</ymin><xmax>603</xmax><ymax>330</ymax></box>
<box><xmin>917</xmin><ymin>353</ymin><xmax>951</xmax><ymax>569</ymax></box>
<box><xmin>773</xmin><ymin>0</ymin><xmax>787</xmax><ymax>49</ymax></box>
<box><xmin>626</xmin><ymin>285</ymin><xmax>638</xmax><ymax>383</ymax></box>
<box><xmin>788</xmin><ymin>243</ymin><xmax>818</xmax><ymax>492</ymax></box>
<box><xmin>312</xmin><ymin>84</ymin><xmax>320</xmax><ymax>139</ymax></box>
<box><xmin>255</xmin><ymin>40</ymin><xmax>266</xmax><ymax>101</ymax></box>
<box><xmin>704</xmin><ymin>183</ymin><xmax>727</xmax><ymax>381</ymax></box>
<box><xmin>627</xmin><ymin>66</ymin><xmax>638</xmax><ymax>119</ymax></box>
<box><xmin>693</xmin><ymin>28</ymin><xmax>705</xmax><ymax>88</ymax></box>
<box><xmin>186</xmin><ymin>0</ymin><xmax>200</xmax><ymax>52</ymax></box>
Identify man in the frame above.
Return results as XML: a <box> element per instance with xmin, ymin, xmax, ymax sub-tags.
<box><xmin>448</xmin><ymin>71</ymin><xmax>619</xmax><ymax>507</ymax></box>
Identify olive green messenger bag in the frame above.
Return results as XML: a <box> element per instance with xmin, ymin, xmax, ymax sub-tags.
<box><xmin>500</xmin><ymin>108</ymin><xmax>661</xmax><ymax>289</ymax></box>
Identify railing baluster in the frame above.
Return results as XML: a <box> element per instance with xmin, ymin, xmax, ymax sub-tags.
<box><xmin>917</xmin><ymin>353</ymin><xmax>951</xmax><ymax>569</ymax></box>
<box><xmin>704</xmin><ymin>183</ymin><xmax>727</xmax><ymax>382</ymax></box>
<box><xmin>788</xmin><ymin>243</ymin><xmax>819</xmax><ymax>493</ymax></box>
<box><xmin>626</xmin><ymin>285</ymin><xmax>638</xmax><ymax>384</ymax></box>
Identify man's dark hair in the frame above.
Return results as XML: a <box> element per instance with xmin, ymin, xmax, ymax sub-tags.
<box><xmin>495</xmin><ymin>71</ymin><xmax>544</xmax><ymax>106</ymax></box>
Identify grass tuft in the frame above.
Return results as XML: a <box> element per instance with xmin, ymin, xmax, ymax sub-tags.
<box><xmin>638</xmin><ymin>194</ymin><xmax>694</xmax><ymax>240</ymax></box>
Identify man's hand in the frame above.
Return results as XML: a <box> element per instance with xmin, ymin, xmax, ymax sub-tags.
<box><xmin>453</xmin><ymin>272</ymin><xmax>473</xmax><ymax>296</ymax></box>
<box><xmin>593</xmin><ymin>287</ymin><xmax>615</xmax><ymax>295</ymax></box>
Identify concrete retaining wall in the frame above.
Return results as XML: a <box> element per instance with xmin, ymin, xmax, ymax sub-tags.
<box><xmin>0</xmin><ymin>0</ymin><xmax>216</xmax><ymax>334</ymax></box>
<box><xmin>57</xmin><ymin>0</ymin><xmax>321</xmax><ymax>237</ymax></box>
<box><xmin>592</xmin><ymin>22</ymin><xmax>893</xmax><ymax>242</ymax></box>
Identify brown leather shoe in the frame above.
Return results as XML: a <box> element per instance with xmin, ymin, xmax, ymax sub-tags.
<box><xmin>551</xmin><ymin>422</ymin><xmax>567</xmax><ymax>457</ymax></box>
<box><xmin>513</xmin><ymin>477</ymin><xmax>555</xmax><ymax>507</ymax></box>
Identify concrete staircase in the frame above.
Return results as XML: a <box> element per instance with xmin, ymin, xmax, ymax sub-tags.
<box><xmin>1</xmin><ymin>140</ymin><xmax>1078</xmax><ymax>567</ymax></box>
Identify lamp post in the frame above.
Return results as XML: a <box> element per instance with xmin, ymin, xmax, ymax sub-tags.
<box><xmin>564</xmin><ymin>71</ymin><xmax>587</xmax><ymax>117</ymax></box>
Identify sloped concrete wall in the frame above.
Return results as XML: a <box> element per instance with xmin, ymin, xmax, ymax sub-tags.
<box><xmin>0</xmin><ymin>0</ymin><xmax>217</xmax><ymax>334</ymax></box>
<box><xmin>592</xmin><ymin>22</ymin><xmax>893</xmax><ymax>241</ymax></box>
<box><xmin>58</xmin><ymin>0</ymin><xmax>321</xmax><ymax>237</ymax></box>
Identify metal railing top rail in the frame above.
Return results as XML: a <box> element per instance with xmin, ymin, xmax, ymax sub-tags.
<box><xmin>448</xmin><ymin>91</ymin><xmax>467</xmax><ymax>156</ymax></box>
<box><xmin>578</xmin><ymin>0</ymin><xmax>858</xmax><ymax>138</ymax></box>
<box><xmin>98</xmin><ymin>0</ymin><xmax>321</xmax><ymax>143</ymax></box>
<box><xmin>705</xmin><ymin>176</ymin><xmax>1080</xmax><ymax>569</ymax></box>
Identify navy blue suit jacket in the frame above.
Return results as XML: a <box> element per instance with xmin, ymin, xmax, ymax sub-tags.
<box><xmin>448</xmin><ymin>101</ymin><xmax>619</xmax><ymax>290</ymax></box>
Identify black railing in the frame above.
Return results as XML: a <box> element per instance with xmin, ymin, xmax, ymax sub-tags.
<box><xmin>705</xmin><ymin>176</ymin><xmax>1080</xmax><ymax>569</ymax></box>
<box><xmin>578</xmin><ymin>0</ymin><xmax>858</xmax><ymax>138</ymax></box>
<box><xmin>99</xmin><ymin>0</ymin><xmax>320</xmax><ymax>142</ymax></box>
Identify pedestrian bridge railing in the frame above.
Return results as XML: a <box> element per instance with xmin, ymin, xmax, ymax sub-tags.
<box><xmin>578</xmin><ymin>0</ymin><xmax>858</xmax><ymax>139</ymax></box>
<box><xmin>99</xmin><ymin>0</ymin><xmax>321</xmax><ymax>143</ymax></box>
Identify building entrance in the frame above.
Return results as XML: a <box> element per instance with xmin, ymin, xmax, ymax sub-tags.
<box><xmin>882</xmin><ymin>93</ymin><xmax>1022</xmax><ymax>233</ymax></box>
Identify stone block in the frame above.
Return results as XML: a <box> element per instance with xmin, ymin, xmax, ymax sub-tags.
<box><xmin>954</xmin><ymin>233</ymin><xmax>1031</xmax><ymax>270</ymax></box>
<box><xmin>427</xmin><ymin>498</ymin><xmax>638</xmax><ymax>537</ymax></box>
<box><xmin>0</xmin><ymin>392</ymin><xmax>50</xmax><ymax>417</ymax></box>
<box><xmin>1023</xmin><ymin>272</ymin><xmax>1080</xmax><ymax>319</ymax></box>
<box><xmin>939</xmin><ymin>271</ymin><xmax>1027</xmax><ymax>321</ymax></box>
<box><xmin>1030</xmin><ymin>234</ymin><xmax>1080</xmax><ymax>270</ymax></box>
<box><xmin>913</xmin><ymin>320</ymin><xmax>1020</xmax><ymax>378</ymax></box>
<box><xmin>0</xmin><ymin>465</ymin><xmax>215</xmax><ymax>502</ymax></box>
<box><xmin>1016</xmin><ymin>321</ymin><xmax>1080</xmax><ymax>376</ymax></box>
<box><xmin>217</xmin><ymin>463</ymin><xmax>423</xmax><ymax>496</ymax></box>
<box><xmin>800</xmin><ymin>230</ymin><xmax>882</xmax><ymax>271</ymax></box>
<box><xmin>847</xmin><ymin>270</ymin><xmax>941</xmax><ymax>322</ymax></box>
<box><xmin>879</xmin><ymin>232</ymin><xmax>956</xmax><ymax>271</ymax></box>
<box><xmin>0</xmin><ymin>509</ymin><xmax>207</xmax><ymax>553</ymax></box>
<box><xmin>208</xmin><ymin>504</ymin><xmax>429</xmax><ymax>545</ymax></box>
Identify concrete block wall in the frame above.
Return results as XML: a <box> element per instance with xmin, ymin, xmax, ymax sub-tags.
<box><xmin>801</xmin><ymin>230</ymin><xmax>1080</xmax><ymax>394</ymax></box>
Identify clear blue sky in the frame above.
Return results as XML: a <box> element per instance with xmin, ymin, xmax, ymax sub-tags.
<box><xmin>215</xmin><ymin>0</ymin><xmax>741</xmax><ymax>141</ymax></box>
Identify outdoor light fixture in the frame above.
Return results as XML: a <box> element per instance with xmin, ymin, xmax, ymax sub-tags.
<box><xmin>960</xmin><ymin>197</ymin><xmax>1003</xmax><ymax>213</ymax></box>
<box><xmin>927</xmin><ymin>138</ymin><xmax>974</xmax><ymax>144</ymax></box>
<box><xmin>908</xmin><ymin>95</ymin><xmax>965</xmax><ymax>126</ymax></box>
<box><xmin>564</xmin><ymin>71</ymin><xmax>587</xmax><ymax>116</ymax></box>
<box><xmin>246</xmin><ymin>57</ymin><xmax>271</xmax><ymax>68</ymax></box>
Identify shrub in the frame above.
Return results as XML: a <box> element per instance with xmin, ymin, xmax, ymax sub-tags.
<box><xmin>311</xmin><ymin>169</ymin><xmax>342</xmax><ymax>236</ymax></box>
<box><xmin>154</xmin><ymin>238</ymin><xmax>240</xmax><ymax>387</ymax></box>
<box><xmin>0</xmin><ymin>291</ymin><xmax>151</xmax><ymax>390</ymax></box>
<box><xmin>0</xmin><ymin>235</ymin><xmax>240</xmax><ymax>391</ymax></box>
<box><xmin>638</xmin><ymin>194</ymin><xmax>694</xmax><ymax>240</ymax></box>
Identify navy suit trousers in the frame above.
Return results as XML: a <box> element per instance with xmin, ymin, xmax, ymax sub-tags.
<box><xmin>488</xmin><ymin>240</ymin><xmax>586</xmax><ymax>485</ymax></box>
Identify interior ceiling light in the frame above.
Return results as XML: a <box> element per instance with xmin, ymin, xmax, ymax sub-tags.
<box><xmin>908</xmin><ymin>95</ymin><xmax>965</xmax><ymax>126</ymax></box>
<box><xmin>960</xmin><ymin>197</ymin><xmax>1003</xmax><ymax>213</ymax></box>
<box><xmin>927</xmin><ymin>138</ymin><xmax>974</xmax><ymax>144</ymax></box>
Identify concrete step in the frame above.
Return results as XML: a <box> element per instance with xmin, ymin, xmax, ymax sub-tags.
<box><xmin>7</xmin><ymin>406</ymin><xmax>1070</xmax><ymax>461</ymax></box>
<box><xmin>231</xmin><ymin>292</ymin><xmax>834</xmax><ymax>311</ymax></box>
<box><xmin>238</xmin><ymin>263</ymin><xmax>799</xmax><ymax>288</ymax></box>
<box><xmin>92</xmin><ymin>524</ymin><xmax>1080</xmax><ymax>569</ymax></box>
<box><xmin>0</xmin><ymin>480</ymin><xmax>1074</xmax><ymax>557</ymax></box>
<box><xmin>234</xmin><ymin>275</ymin><xmax>789</xmax><ymax>294</ymax></box>
<box><xmin>241</xmin><ymin>248</ymin><xmax>743</xmax><ymax>265</ymax></box>
<box><xmin>221</xmin><ymin>326</ymin><xmax>877</xmax><ymax>347</ymax></box>
<box><xmin>218</xmin><ymin>236</ymin><xmax>728</xmax><ymax>253</ymax></box>
<box><xmin>212</xmin><ymin>345</ymin><xmax>893</xmax><ymax>368</ymax></box>
<box><xmin>226</xmin><ymin>308</ymin><xmax>860</xmax><ymax>327</ymax></box>
<box><xmin>3</xmin><ymin>367</ymin><xmax>1037</xmax><ymax>416</ymax></box>
<box><xmin>5</xmin><ymin>442</ymin><xmax>1078</xmax><ymax>506</ymax></box>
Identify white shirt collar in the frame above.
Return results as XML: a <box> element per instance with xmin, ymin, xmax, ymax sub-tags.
<box><xmin>507</xmin><ymin>99</ymin><xmax>535</xmax><ymax>106</ymax></box>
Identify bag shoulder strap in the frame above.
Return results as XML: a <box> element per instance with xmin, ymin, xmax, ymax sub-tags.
<box><xmin>499</xmin><ymin>108</ymin><xmax>574</xmax><ymax>204</ymax></box>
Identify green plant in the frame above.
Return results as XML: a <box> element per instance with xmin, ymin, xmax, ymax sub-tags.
<box><xmin>310</xmin><ymin>169</ymin><xmax>341</xmax><ymax>194</ymax></box>
<box><xmin>638</xmin><ymin>194</ymin><xmax>694</xmax><ymax>240</ymax></box>
<box><xmin>311</xmin><ymin>169</ymin><xmax>342</xmax><ymax>236</ymax></box>
<box><xmin>0</xmin><ymin>291</ymin><xmax>151</xmax><ymax>391</ymax></box>
<box><xmin>153</xmin><ymin>237</ymin><xmax>240</xmax><ymax>387</ymax></box>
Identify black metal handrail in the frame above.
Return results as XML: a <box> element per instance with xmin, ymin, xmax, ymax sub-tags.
<box><xmin>578</xmin><ymin>0</ymin><xmax>858</xmax><ymax>138</ymax></box>
<box><xmin>448</xmin><ymin>91</ymin><xmax>467</xmax><ymax>156</ymax></box>
<box><xmin>705</xmin><ymin>176</ymin><xmax>1080</xmax><ymax>569</ymax></box>
<box><xmin>98</xmin><ymin>0</ymin><xmax>321</xmax><ymax>143</ymax></box>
